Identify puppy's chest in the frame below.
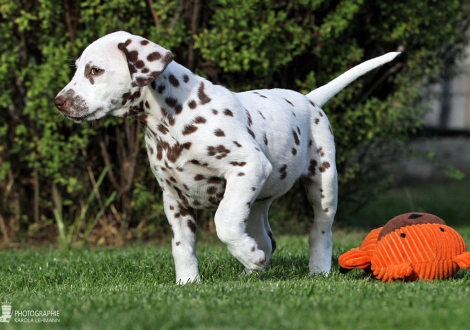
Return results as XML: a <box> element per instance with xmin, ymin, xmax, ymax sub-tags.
<box><xmin>145</xmin><ymin>130</ymin><xmax>226</xmax><ymax>209</ymax></box>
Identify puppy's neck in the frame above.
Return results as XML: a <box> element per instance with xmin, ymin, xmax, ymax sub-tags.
<box><xmin>139</xmin><ymin>62</ymin><xmax>207</xmax><ymax>145</ymax></box>
<box><xmin>150</xmin><ymin>62</ymin><xmax>201</xmax><ymax>116</ymax></box>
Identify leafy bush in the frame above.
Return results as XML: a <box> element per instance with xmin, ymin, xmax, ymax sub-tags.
<box><xmin>0</xmin><ymin>0</ymin><xmax>468</xmax><ymax>244</ymax></box>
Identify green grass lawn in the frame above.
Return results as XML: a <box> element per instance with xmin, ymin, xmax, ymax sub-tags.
<box><xmin>2</xmin><ymin>235</ymin><xmax>470</xmax><ymax>329</ymax></box>
<box><xmin>1</xmin><ymin>180</ymin><xmax>470</xmax><ymax>329</ymax></box>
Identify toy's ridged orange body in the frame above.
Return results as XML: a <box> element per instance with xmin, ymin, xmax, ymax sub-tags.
<box><xmin>371</xmin><ymin>224</ymin><xmax>466</xmax><ymax>281</ymax></box>
<box><xmin>339</xmin><ymin>213</ymin><xmax>470</xmax><ymax>282</ymax></box>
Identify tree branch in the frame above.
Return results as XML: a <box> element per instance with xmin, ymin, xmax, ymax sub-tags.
<box><xmin>146</xmin><ymin>0</ymin><xmax>160</xmax><ymax>27</ymax></box>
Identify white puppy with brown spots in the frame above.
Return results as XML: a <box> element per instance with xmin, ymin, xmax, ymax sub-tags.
<box><xmin>55</xmin><ymin>31</ymin><xmax>399</xmax><ymax>283</ymax></box>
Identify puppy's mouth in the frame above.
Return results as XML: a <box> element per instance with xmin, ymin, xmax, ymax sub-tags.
<box><xmin>63</xmin><ymin>110</ymin><xmax>98</xmax><ymax>123</ymax></box>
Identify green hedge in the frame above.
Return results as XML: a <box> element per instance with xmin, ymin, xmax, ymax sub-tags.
<box><xmin>0</xmin><ymin>0</ymin><xmax>468</xmax><ymax>244</ymax></box>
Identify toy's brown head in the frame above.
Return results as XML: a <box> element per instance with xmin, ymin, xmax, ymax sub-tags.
<box><xmin>378</xmin><ymin>212</ymin><xmax>446</xmax><ymax>240</ymax></box>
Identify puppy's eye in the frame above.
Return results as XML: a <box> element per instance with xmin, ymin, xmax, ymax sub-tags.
<box><xmin>91</xmin><ymin>67</ymin><xmax>104</xmax><ymax>75</ymax></box>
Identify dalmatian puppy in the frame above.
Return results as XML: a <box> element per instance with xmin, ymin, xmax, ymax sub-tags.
<box><xmin>54</xmin><ymin>31</ymin><xmax>399</xmax><ymax>283</ymax></box>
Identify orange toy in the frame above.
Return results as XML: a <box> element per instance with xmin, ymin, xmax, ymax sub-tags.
<box><xmin>339</xmin><ymin>213</ymin><xmax>470</xmax><ymax>282</ymax></box>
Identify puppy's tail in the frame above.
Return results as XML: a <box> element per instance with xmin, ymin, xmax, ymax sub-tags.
<box><xmin>306</xmin><ymin>52</ymin><xmax>400</xmax><ymax>107</ymax></box>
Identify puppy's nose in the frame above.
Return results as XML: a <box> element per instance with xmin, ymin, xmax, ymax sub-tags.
<box><xmin>54</xmin><ymin>95</ymin><xmax>67</xmax><ymax>110</ymax></box>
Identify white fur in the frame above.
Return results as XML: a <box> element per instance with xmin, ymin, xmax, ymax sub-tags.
<box><xmin>55</xmin><ymin>31</ymin><xmax>399</xmax><ymax>283</ymax></box>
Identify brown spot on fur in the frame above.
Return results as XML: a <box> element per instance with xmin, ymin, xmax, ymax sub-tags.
<box><xmin>187</xmin><ymin>220</ymin><xmax>196</xmax><ymax>233</ymax></box>
<box><xmin>198</xmin><ymin>82</ymin><xmax>211</xmax><ymax>105</ymax></box>
<box><xmin>207</xmin><ymin>145</ymin><xmax>230</xmax><ymax>159</ymax></box>
<box><xmin>292</xmin><ymin>148</ymin><xmax>297</xmax><ymax>155</ymax></box>
<box><xmin>293</xmin><ymin>131</ymin><xmax>300</xmax><ymax>145</ymax></box>
<box><xmin>183</xmin><ymin>125</ymin><xmax>198</xmax><ymax>135</ymax></box>
<box><xmin>284</xmin><ymin>98</ymin><xmax>293</xmax><ymax>106</ymax></box>
<box><xmin>319</xmin><ymin>161</ymin><xmax>330</xmax><ymax>172</ymax></box>
<box><xmin>157</xmin><ymin>84</ymin><xmax>166</xmax><ymax>94</ymax></box>
<box><xmin>183</xmin><ymin>74</ymin><xmax>189</xmax><ymax>83</ymax></box>
<box><xmin>233</xmin><ymin>141</ymin><xmax>242</xmax><ymax>147</ymax></box>
<box><xmin>169</xmin><ymin>74</ymin><xmax>180</xmax><ymax>87</ymax></box>
<box><xmin>279</xmin><ymin>164</ymin><xmax>288</xmax><ymax>180</ymax></box>
<box><xmin>308</xmin><ymin>160</ymin><xmax>317</xmax><ymax>176</ymax></box>
<box><xmin>188</xmin><ymin>100</ymin><xmax>197</xmax><ymax>109</ymax></box>
<box><xmin>223</xmin><ymin>109</ymin><xmax>233</xmax><ymax>116</ymax></box>
<box><xmin>163</xmin><ymin>141</ymin><xmax>192</xmax><ymax>163</ymax></box>
<box><xmin>230</xmin><ymin>161</ymin><xmax>246</xmax><ymax>166</ymax></box>
<box><xmin>147</xmin><ymin>52</ymin><xmax>162</xmax><ymax>62</ymax></box>
<box><xmin>247</xmin><ymin>128</ymin><xmax>256</xmax><ymax>139</ymax></box>
<box><xmin>194</xmin><ymin>116</ymin><xmax>206</xmax><ymax>124</ymax></box>
<box><xmin>207</xmin><ymin>177</ymin><xmax>224</xmax><ymax>184</ymax></box>
<box><xmin>128</xmin><ymin>50</ymin><xmax>138</xmax><ymax>62</ymax></box>
<box><xmin>135</xmin><ymin>60</ymin><xmax>145</xmax><ymax>69</ymax></box>
<box><xmin>165</xmin><ymin>97</ymin><xmax>183</xmax><ymax>114</ymax></box>
<box><xmin>158</xmin><ymin>124</ymin><xmax>169</xmax><ymax>135</ymax></box>
<box><xmin>141</xmin><ymin>40</ymin><xmax>149</xmax><ymax>45</ymax></box>
<box><xmin>214</xmin><ymin>129</ymin><xmax>225</xmax><ymax>137</ymax></box>
<box><xmin>246</xmin><ymin>109</ymin><xmax>253</xmax><ymax>126</ymax></box>
<box><xmin>121</xmin><ymin>90</ymin><xmax>141</xmax><ymax>106</ymax></box>
<box><xmin>194</xmin><ymin>174</ymin><xmax>204</xmax><ymax>181</ymax></box>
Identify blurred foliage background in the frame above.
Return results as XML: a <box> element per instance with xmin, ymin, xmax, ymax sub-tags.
<box><xmin>0</xmin><ymin>0</ymin><xmax>469</xmax><ymax>246</ymax></box>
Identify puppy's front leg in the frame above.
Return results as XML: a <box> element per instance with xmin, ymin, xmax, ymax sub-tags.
<box><xmin>214</xmin><ymin>158</ymin><xmax>272</xmax><ymax>272</ymax></box>
<box><xmin>163</xmin><ymin>190</ymin><xmax>200</xmax><ymax>284</ymax></box>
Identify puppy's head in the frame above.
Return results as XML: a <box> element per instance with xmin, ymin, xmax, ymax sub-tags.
<box><xmin>54</xmin><ymin>31</ymin><xmax>173</xmax><ymax>122</ymax></box>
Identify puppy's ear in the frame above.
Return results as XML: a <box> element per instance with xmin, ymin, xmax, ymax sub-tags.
<box><xmin>117</xmin><ymin>36</ymin><xmax>173</xmax><ymax>87</ymax></box>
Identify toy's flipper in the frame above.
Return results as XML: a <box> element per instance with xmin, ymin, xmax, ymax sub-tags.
<box><xmin>338</xmin><ymin>249</ymin><xmax>372</xmax><ymax>270</ymax></box>
<box><xmin>359</xmin><ymin>227</ymin><xmax>382</xmax><ymax>252</ymax></box>
<box><xmin>374</xmin><ymin>262</ymin><xmax>413</xmax><ymax>282</ymax></box>
<box><xmin>453</xmin><ymin>252</ymin><xmax>470</xmax><ymax>269</ymax></box>
<box><xmin>387</xmin><ymin>262</ymin><xmax>413</xmax><ymax>281</ymax></box>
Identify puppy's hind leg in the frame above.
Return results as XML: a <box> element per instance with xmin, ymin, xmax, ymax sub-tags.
<box><xmin>304</xmin><ymin>159</ymin><xmax>338</xmax><ymax>275</ymax></box>
<box><xmin>241</xmin><ymin>202</ymin><xmax>275</xmax><ymax>275</ymax></box>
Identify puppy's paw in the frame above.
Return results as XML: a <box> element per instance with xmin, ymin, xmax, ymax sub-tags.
<box><xmin>229</xmin><ymin>241</ymin><xmax>266</xmax><ymax>272</ymax></box>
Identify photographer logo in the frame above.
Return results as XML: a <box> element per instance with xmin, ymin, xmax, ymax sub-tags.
<box><xmin>0</xmin><ymin>302</ymin><xmax>11</xmax><ymax>323</ymax></box>
<box><xmin>0</xmin><ymin>301</ymin><xmax>60</xmax><ymax>324</ymax></box>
